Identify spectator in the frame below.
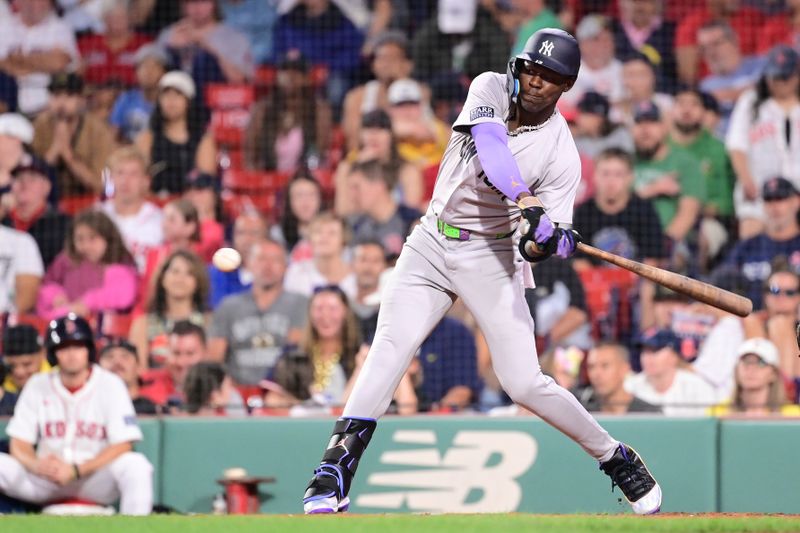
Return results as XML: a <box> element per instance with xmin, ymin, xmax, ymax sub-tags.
<box><xmin>696</xmin><ymin>21</ymin><xmax>764</xmax><ymax>135</ymax></box>
<box><xmin>0</xmin><ymin>113</ymin><xmax>34</xmax><ymax>213</ymax></box>
<box><xmin>538</xmin><ymin>345</ymin><xmax>586</xmax><ymax>392</ymax></box>
<box><xmin>675</xmin><ymin>0</ymin><xmax>765</xmax><ymax>85</ymax></box>
<box><xmin>573</xmin><ymin>91</ymin><xmax>634</xmax><ymax>159</ymax></box>
<box><xmin>157</xmin><ymin>0</ymin><xmax>254</xmax><ymax>88</ymax></box>
<box><xmin>562</xmin><ymin>14</ymin><xmax>624</xmax><ymax>108</ymax></box>
<box><xmin>758</xmin><ymin>0</ymin><xmax>800</xmax><ymax>54</ymax></box>
<box><xmin>408</xmin><ymin>316</ymin><xmax>482</xmax><ymax>412</ymax></box>
<box><xmin>611</xmin><ymin>0</ymin><xmax>677</xmax><ymax>94</ymax></box>
<box><xmin>264</xmin><ymin>285</ymin><xmax>362</xmax><ymax>408</ymax></box>
<box><xmin>0</xmin><ymin>365</ymin><xmax>16</xmax><ymax>415</ymax></box>
<box><xmin>710</xmin><ymin>338</ymin><xmax>800</xmax><ymax>415</ymax></box>
<box><xmin>31</xmin><ymin>73</ymin><xmax>117</xmax><ymax>197</ymax></box>
<box><xmin>284</xmin><ymin>211</ymin><xmax>357</xmax><ymax>298</ymax></box>
<box><xmin>272</xmin><ymin>0</ymin><xmax>364</xmax><ymax>108</ymax></box>
<box><xmin>335</xmin><ymin>109</ymin><xmax>424</xmax><ymax>215</ymax></box>
<box><xmin>129</xmin><ymin>249</ymin><xmax>210</xmax><ymax>368</ymax></box>
<box><xmin>183</xmin><ymin>361</ymin><xmax>242</xmax><ymax>415</ymax></box>
<box><xmin>130</xmin><ymin>0</ymin><xmax>182</xmax><ymax>36</ymax></box>
<box><xmin>101</xmin><ymin>146</ymin><xmax>164</xmax><ymax>272</ymax></box>
<box><xmin>579</xmin><ymin>342</ymin><xmax>661</xmax><ymax>414</ymax></box>
<box><xmin>625</xmin><ymin>328</ymin><xmax>717</xmax><ymax>416</ymax></box>
<box><xmin>429</xmin><ymin>72</ymin><xmax>468</xmax><ymax>126</ymax></box>
<box><xmin>350</xmin><ymin>239</ymin><xmax>387</xmax><ymax>342</ymax></box>
<box><xmin>725</xmin><ymin>45</ymin><xmax>800</xmax><ymax>239</ymax></box>
<box><xmin>183</xmin><ymin>170</ymin><xmax>223</xmax><ymax>262</ymax></box>
<box><xmin>721</xmin><ymin>177</ymin><xmax>800</xmax><ymax>309</ymax></box>
<box><xmin>3</xmin><ymin>154</ymin><xmax>69</xmax><ymax>268</ymax></box>
<box><xmin>243</xmin><ymin>50</ymin><xmax>331</xmax><ymax>172</ymax></box>
<box><xmin>0</xmin><ymin>0</ymin><xmax>80</xmax><ymax>115</ymax></box>
<box><xmin>342</xmin><ymin>30</ymin><xmax>415</xmax><ymax>152</ymax></box>
<box><xmin>135</xmin><ymin>70</ymin><xmax>216</xmax><ymax>195</ymax></box>
<box><xmin>347</xmin><ymin>159</ymin><xmax>421</xmax><ymax>260</ymax></box>
<box><xmin>270</xmin><ymin>169</ymin><xmax>322</xmax><ymax>262</ymax></box>
<box><xmin>209</xmin><ymin>239</ymin><xmax>307</xmax><ymax>387</ymax></box>
<box><xmin>139</xmin><ymin>319</ymin><xmax>207</xmax><ymax>407</ymax></box>
<box><xmin>0</xmin><ymin>225</ymin><xmax>43</xmax><ymax>314</ymax></box>
<box><xmin>632</xmin><ymin>101</ymin><xmax>705</xmax><ymax>244</ymax></box>
<box><xmin>110</xmin><ymin>44</ymin><xmax>169</xmax><ymax>143</ymax></box>
<box><xmin>527</xmin><ymin>258</ymin><xmax>592</xmax><ymax>351</ymax></box>
<box><xmin>208</xmin><ymin>211</ymin><xmax>267</xmax><ymax>308</ymax></box>
<box><xmin>98</xmin><ymin>338</ymin><xmax>159</xmax><ymax>415</ymax></box>
<box><xmin>77</xmin><ymin>2</ymin><xmax>152</xmax><ymax>88</ymax></box>
<box><xmin>37</xmin><ymin>209</ymin><xmax>138</xmax><ymax>321</ymax></box>
<box><xmin>410</xmin><ymin>0</ymin><xmax>509</xmax><ymax>83</ymax></box>
<box><xmin>611</xmin><ymin>54</ymin><xmax>673</xmax><ymax>127</ymax></box>
<box><xmin>219</xmin><ymin>0</ymin><xmax>279</xmax><ymax>65</ymax></box>
<box><xmin>511</xmin><ymin>0</ymin><xmax>562</xmax><ymax>55</ymax></box>
<box><xmin>1</xmin><ymin>324</ymin><xmax>50</xmax><ymax>394</ymax></box>
<box><xmin>387</xmin><ymin>78</ymin><xmax>450</xmax><ymax>169</ymax></box>
<box><xmin>57</xmin><ymin>0</ymin><xmax>111</xmax><ymax>34</ymax></box>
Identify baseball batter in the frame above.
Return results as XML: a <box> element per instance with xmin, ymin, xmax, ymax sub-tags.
<box><xmin>302</xmin><ymin>29</ymin><xmax>662</xmax><ymax>515</ymax></box>
<box><xmin>0</xmin><ymin>314</ymin><xmax>152</xmax><ymax>514</ymax></box>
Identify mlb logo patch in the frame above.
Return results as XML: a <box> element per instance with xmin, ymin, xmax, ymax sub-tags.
<box><xmin>470</xmin><ymin>106</ymin><xmax>495</xmax><ymax>121</ymax></box>
<box><xmin>124</xmin><ymin>415</ymin><xmax>138</xmax><ymax>426</ymax></box>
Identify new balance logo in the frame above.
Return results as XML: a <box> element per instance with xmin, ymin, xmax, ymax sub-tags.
<box><xmin>539</xmin><ymin>40</ymin><xmax>555</xmax><ymax>56</ymax></box>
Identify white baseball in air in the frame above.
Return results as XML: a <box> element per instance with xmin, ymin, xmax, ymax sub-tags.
<box><xmin>212</xmin><ymin>247</ymin><xmax>242</xmax><ymax>272</ymax></box>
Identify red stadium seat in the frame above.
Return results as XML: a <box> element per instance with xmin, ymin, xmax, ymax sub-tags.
<box><xmin>578</xmin><ymin>266</ymin><xmax>638</xmax><ymax>341</ymax></box>
<box><xmin>205</xmin><ymin>84</ymin><xmax>254</xmax><ymax>110</ymax></box>
<box><xmin>59</xmin><ymin>195</ymin><xmax>99</xmax><ymax>216</ymax></box>
<box><xmin>422</xmin><ymin>163</ymin><xmax>440</xmax><ymax>201</ymax></box>
<box><xmin>223</xmin><ymin>169</ymin><xmax>289</xmax><ymax>192</ymax></box>
<box><xmin>206</xmin><ymin>84</ymin><xmax>255</xmax><ymax>149</ymax></box>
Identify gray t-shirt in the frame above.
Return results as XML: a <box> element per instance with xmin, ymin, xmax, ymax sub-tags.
<box><xmin>158</xmin><ymin>23</ymin><xmax>255</xmax><ymax>79</ymax></box>
<box><xmin>210</xmin><ymin>290</ymin><xmax>308</xmax><ymax>385</ymax></box>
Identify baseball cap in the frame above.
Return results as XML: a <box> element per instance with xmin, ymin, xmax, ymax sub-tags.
<box><xmin>11</xmin><ymin>152</ymin><xmax>52</xmax><ymax>180</ymax></box>
<box><xmin>278</xmin><ymin>49</ymin><xmax>308</xmax><ymax>72</ymax></box>
<box><xmin>762</xmin><ymin>176</ymin><xmax>798</xmax><ymax>201</ymax></box>
<box><xmin>437</xmin><ymin>0</ymin><xmax>478</xmax><ymax>35</ymax></box>
<box><xmin>638</xmin><ymin>328</ymin><xmax>681</xmax><ymax>352</ymax></box>
<box><xmin>133</xmin><ymin>43</ymin><xmax>170</xmax><ymax>66</ymax></box>
<box><xmin>633</xmin><ymin>100</ymin><xmax>662</xmax><ymax>123</ymax></box>
<box><xmin>49</xmin><ymin>72</ymin><xmax>84</xmax><ymax>95</ymax></box>
<box><xmin>0</xmin><ymin>113</ymin><xmax>34</xmax><ymax>144</ymax></box>
<box><xmin>577</xmin><ymin>91</ymin><xmax>610</xmax><ymax>117</ymax></box>
<box><xmin>576</xmin><ymin>14</ymin><xmax>610</xmax><ymax>41</ymax></box>
<box><xmin>368</xmin><ymin>30</ymin><xmax>410</xmax><ymax>57</ymax></box>
<box><xmin>763</xmin><ymin>45</ymin><xmax>799</xmax><ymax>80</ymax></box>
<box><xmin>361</xmin><ymin>109</ymin><xmax>392</xmax><ymax>130</ymax></box>
<box><xmin>737</xmin><ymin>338</ymin><xmax>779</xmax><ymax>367</ymax></box>
<box><xmin>388</xmin><ymin>78</ymin><xmax>422</xmax><ymax>105</ymax></box>
<box><xmin>158</xmin><ymin>71</ymin><xmax>196</xmax><ymax>99</ymax></box>
<box><xmin>2</xmin><ymin>324</ymin><xmax>43</xmax><ymax>356</ymax></box>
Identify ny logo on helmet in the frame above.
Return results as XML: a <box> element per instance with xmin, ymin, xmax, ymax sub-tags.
<box><xmin>539</xmin><ymin>40</ymin><xmax>555</xmax><ymax>57</ymax></box>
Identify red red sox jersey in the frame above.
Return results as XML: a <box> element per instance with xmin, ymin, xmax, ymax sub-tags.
<box><xmin>6</xmin><ymin>365</ymin><xmax>143</xmax><ymax>464</ymax></box>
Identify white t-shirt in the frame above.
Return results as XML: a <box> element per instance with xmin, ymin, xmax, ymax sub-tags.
<box><xmin>0</xmin><ymin>225</ymin><xmax>44</xmax><ymax>314</ymax></box>
<box><xmin>429</xmin><ymin>72</ymin><xmax>582</xmax><ymax>236</ymax></box>
<box><xmin>0</xmin><ymin>13</ymin><xmax>81</xmax><ymax>114</ymax></box>
<box><xmin>283</xmin><ymin>259</ymin><xmax>358</xmax><ymax>300</ymax></box>
<box><xmin>6</xmin><ymin>365</ymin><xmax>143</xmax><ymax>464</ymax></box>
<box><xmin>561</xmin><ymin>59</ymin><xmax>625</xmax><ymax>107</ymax></box>
<box><xmin>726</xmin><ymin>89</ymin><xmax>800</xmax><ymax>191</ymax></box>
<box><xmin>625</xmin><ymin>368</ymin><xmax>717</xmax><ymax>417</ymax></box>
<box><xmin>102</xmin><ymin>200</ymin><xmax>164</xmax><ymax>272</ymax></box>
<box><xmin>692</xmin><ymin>316</ymin><xmax>745</xmax><ymax>398</ymax></box>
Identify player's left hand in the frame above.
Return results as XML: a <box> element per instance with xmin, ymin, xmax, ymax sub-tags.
<box><xmin>554</xmin><ymin>228</ymin><xmax>582</xmax><ymax>259</ymax></box>
<box><xmin>48</xmin><ymin>458</ymin><xmax>78</xmax><ymax>486</ymax></box>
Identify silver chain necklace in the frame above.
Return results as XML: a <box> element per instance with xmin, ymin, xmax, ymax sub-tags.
<box><xmin>507</xmin><ymin>109</ymin><xmax>559</xmax><ymax>136</ymax></box>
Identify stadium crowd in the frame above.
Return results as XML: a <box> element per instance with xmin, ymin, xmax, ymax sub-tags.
<box><xmin>1</xmin><ymin>0</ymin><xmax>800</xmax><ymax>421</ymax></box>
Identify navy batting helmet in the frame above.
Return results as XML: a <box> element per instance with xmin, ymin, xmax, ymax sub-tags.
<box><xmin>45</xmin><ymin>313</ymin><xmax>96</xmax><ymax>367</ymax></box>
<box><xmin>506</xmin><ymin>28</ymin><xmax>581</xmax><ymax>104</ymax></box>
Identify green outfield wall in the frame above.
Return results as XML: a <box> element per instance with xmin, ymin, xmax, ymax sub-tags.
<box><xmin>2</xmin><ymin>417</ymin><xmax>798</xmax><ymax>514</ymax></box>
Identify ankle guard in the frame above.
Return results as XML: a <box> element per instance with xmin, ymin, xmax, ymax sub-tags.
<box><xmin>304</xmin><ymin>417</ymin><xmax>377</xmax><ymax>502</ymax></box>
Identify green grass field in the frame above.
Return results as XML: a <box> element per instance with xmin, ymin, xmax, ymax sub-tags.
<box><xmin>1</xmin><ymin>514</ymin><xmax>800</xmax><ymax>533</ymax></box>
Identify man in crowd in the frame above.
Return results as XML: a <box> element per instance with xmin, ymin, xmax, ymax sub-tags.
<box><xmin>0</xmin><ymin>113</ymin><xmax>34</xmax><ymax>206</ymax></box>
<box><xmin>208</xmin><ymin>212</ymin><xmax>267</xmax><ymax>309</ymax></box>
<box><xmin>209</xmin><ymin>239</ymin><xmax>307</xmax><ymax>387</ymax></box>
<box><xmin>2</xmin><ymin>324</ymin><xmax>50</xmax><ymax>395</ymax></box>
<box><xmin>350</xmin><ymin>239</ymin><xmax>389</xmax><ymax>342</ymax></box>
<box><xmin>139</xmin><ymin>320</ymin><xmax>206</xmax><ymax>408</ymax></box>
<box><xmin>563</xmin><ymin>14</ymin><xmax>624</xmax><ymax>107</ymax></box>
<box><xmin>98</xmin><ymin>339</ymin><xmax>158</xmax><ymax>415</ymax></box>
<box><xmin>0</xmin><ymin>224</ymin><xmax>43</xmax><ymax>314</ymax></box>
<box><xmin>579</xmin><ymin>342</ymin><xmax>661</xmax><ymax>414</ymax></box>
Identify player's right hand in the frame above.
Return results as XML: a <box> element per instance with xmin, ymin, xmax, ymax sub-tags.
<box><xmin>520</xmin><ymin>206</ymin><xmax>555</xmax><ymax>246</ymax></box>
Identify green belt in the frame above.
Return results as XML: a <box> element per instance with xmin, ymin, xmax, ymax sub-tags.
<box><xmin>436</xmin><ymin>219</ymin><xmax>514</xmax><ymax>241</ymax></box>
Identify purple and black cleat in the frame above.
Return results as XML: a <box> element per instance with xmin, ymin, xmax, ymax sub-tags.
<box><xmin>600</xmin><ymin>443</ymin><xmax>662</xmax><ymax>515</ymax></box>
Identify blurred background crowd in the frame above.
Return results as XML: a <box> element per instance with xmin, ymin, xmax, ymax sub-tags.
<box><xmin>0</xmin><ymin>0</ymin><xmax>799</xmax><ymax>418</ymax></box>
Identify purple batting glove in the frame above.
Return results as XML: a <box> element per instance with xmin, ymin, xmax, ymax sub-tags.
<box><xmin>555</xmin><ymin>229</ymin><xmax>581</xmax><ymax>258</ymax></box>
<box><xmin>534</xmin><ymin>213</ymin><xmax>555</xmax><ymax>244</ymax></box>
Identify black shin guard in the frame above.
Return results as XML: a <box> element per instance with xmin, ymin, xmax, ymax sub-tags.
<box><xmin>303</xmin><ymin>417</ymin><xmax>377</xmax><ymax>504</ymax></box>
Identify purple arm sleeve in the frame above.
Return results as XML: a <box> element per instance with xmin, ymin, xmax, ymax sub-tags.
<box><xmin>471</xmin><ymin>122</ymin><xmax>530</xmax><ymax>202</ymax></box>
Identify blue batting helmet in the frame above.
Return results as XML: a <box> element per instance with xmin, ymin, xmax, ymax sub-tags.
<box><xmin>506</xmin><ymin>28</ymin><xmax>581</xmax><ymax>103</ymax></box>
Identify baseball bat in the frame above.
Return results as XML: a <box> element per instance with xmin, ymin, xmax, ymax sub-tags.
<box><xmin>576</xmin><ymin>242</ymin><xmax>752</xmax><ymax>317</ymax></box>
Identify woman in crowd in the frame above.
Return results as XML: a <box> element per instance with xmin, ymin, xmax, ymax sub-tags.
<box><xmin>270</xmin><ymin>169</ymin><xmax>323</xmax><ymax>262</ymax></box>
<box><xmin>135</xmin><ymin>70</ymin><xmax>216</xmax><ymax>195</ymax></box>
<box><xmin>129</xmin><ymin>249</ymin><xmax>210</xmax><ymax>368</ymax></box>
<box><xmin>334</xmin><ymin>109</ymin><xmax>423</xmax><ymax>215</ymax></box>
<box><xmin>38</xmin><ymin>209</ymin><xmax>138</xmax><ymax>321</ymax></box>
<box><xmin>184</xmin><ymin>362</ymin><xmax>244</xmax><ymax>416</ymax></box>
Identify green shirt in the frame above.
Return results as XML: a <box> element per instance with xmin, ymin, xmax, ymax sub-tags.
<box><xmin>634</xmin><ymin>146</ymin><xmax>706</xmax><ymax>229</ymax></box>
<box><xmin>669</xmin><ymin>130</ymin><xmax>735</xmax><ymax>217</ymax></box>
<box><xmin>513</xmin><ymin>9</ymin><xmax>562</xmax><ymax>54</ymax></box>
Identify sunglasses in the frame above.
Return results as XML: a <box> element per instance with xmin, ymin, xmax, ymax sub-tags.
<box><xmin>767</xmin><ymin>285</ymin><xmax>800</xmax><ymax>297</ymax></box>
<box><xmin>739</xmin><ymin>355</ymin><xmax>769</xmax><ymax>368</ymax></box>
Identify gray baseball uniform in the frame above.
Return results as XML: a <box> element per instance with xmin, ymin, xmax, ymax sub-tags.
<box><xmin>343</xmin><ymin>72</ymin><xmax>618</xmax><ymax>461</ymax></box>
